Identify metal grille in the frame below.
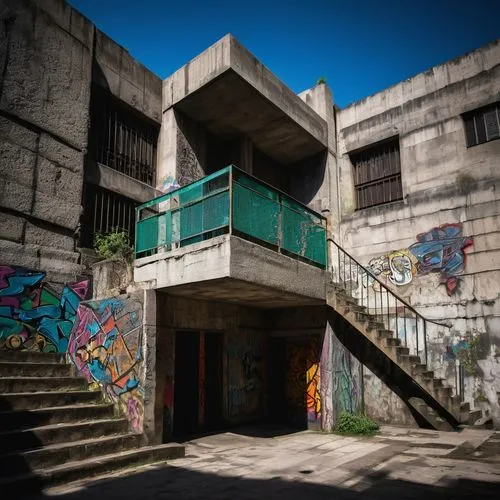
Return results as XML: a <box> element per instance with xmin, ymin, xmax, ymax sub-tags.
<box><xmin>80</xmin><ymin>184</ymin><xmax>138</xmax><ymax>248</ymax></box>
<box><xmin>351</xmin><ymin>138</ymin><xmax>402</xmax><ymax>210</ymax></box>
<box><xmin>464</xmin><ymin>102</ymin><xmax>500</xmax><ymax>147</ymax></box>
<box><xmin>89</xmin><ymin>87</ymin><xmax>159</xmax><ymax>186</ymax></box>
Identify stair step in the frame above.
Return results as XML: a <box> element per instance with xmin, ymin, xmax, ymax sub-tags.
<box><xmin>0</xmin><ymin>433</ymin><xmax>142</xmax><ymax>474</ymax></box>
<box><xmin>395</xmin><ymin>346</ymin><xmax>410</xmax><ymax>356</ymax></box>
<box><xmin>0</xmin><ymin>417</ymin><xmax>129</xmax><ymax>453</ymax></box>
<box><xmin>377</xmin><ymin>329</ymin><xmax>393</xmax><ymax>339</ymax></box>
<box><xmin>422</xmin><ymin>371</ymin><xmax>434</xmax><ymax>378</ymax></box>
<box><xmin>385</xmin><ymin>337</ymin><xmax>401</xmax><ymax>347</ymax></box>
<box><xmin>0</xmin><ymin>351</ymin><xmax>65</xmax><ymax>364</ymax></box>
<box><xmin>0</xmin><ymin>403</ymin><xmax>115</xmax><ymax>431</ymax></box>
<box><xmin>0</xmin><ymin>390</ymin><xmax>102</xmax><ymax>411</ymax></box>
<box><xmin>0</xmin><ymin>443</ymin><xmax>185</xmax><ymax>492</ymax></box>
<box><xmin>0</xmin><ymin>362</ymin><xmax>72</xmax><ymax>378</ymax></box>
<box><xmin>468</xmin><ymin>409</ymin><xmax>482</xmax><ymax>425</ymax></box>
<box><xmin>0</xmin><ymin>376</ymin><xmax>86</xmax><ymax>393</ymax></box>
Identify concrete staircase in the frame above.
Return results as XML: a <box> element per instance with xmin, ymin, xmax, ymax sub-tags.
<box><xmin>327</xmin><ymin>283</ymin><xmax>484</xmax><ymax>430</ymax></box>
<box><xmin>0</xmin><ymin>350</ymin><xmax>184</xmax><ymax>493</ymax></box>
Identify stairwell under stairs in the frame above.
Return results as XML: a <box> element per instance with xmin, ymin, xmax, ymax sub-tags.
<box><xmin>0</xmin><ymin>350</ymin><xmax>184</xmax><ymax>493</ymax></box>
<box><xmin>327</xmin><ymin>240</ymin><xmax>488</xmax><ymax>431</ymax></box>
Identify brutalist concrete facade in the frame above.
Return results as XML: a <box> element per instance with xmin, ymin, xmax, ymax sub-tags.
<box><xmin>1</xmin><ymin>0</ymin><xmax>499</xmax><ymax>435</ymax></box>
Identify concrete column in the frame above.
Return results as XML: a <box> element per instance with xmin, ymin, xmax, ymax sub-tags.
<box><xmin>157</xmin><ymin>108</ymin><xmax>207</xmax><ymax>191</ymax></box>
<box><xmin>240</xmin><ymin>136</ymin><xmax>253</xmax><ymax>174</ymax></box>
<box><xmin>142</xmin><ymin>289</ymin><xmax>159</xmax><ymax>444</ymax></box>
<box><xmin>299</xmin><ymin>84</ymin><xmax>340</xmax><ymax>236</ymax></box>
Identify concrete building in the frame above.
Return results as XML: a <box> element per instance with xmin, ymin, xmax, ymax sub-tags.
<box><xmin>0</xmin><ymin>0</ymin><xmax>499</xmax><ymax>486</ymax></box>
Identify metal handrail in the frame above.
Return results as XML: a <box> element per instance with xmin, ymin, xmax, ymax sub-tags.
<box><xmin>328</xmin><ymin>238</ymin><xmax>451</xmax><ymax>366</ymax></box>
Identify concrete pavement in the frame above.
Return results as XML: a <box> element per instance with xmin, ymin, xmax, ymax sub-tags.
<box><xmin>28</xmin><ymin>425</ymin><xmax>500</xmax><ymax>499</ymax></box>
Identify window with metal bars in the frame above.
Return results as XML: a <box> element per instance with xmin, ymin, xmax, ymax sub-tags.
<box><xmin>88</xmin><ymin>86</ymin><xmax>159</xmax><ymax>186</ymax></box>
<box><xmin>463</xmin><ymin>102</ymin><xmax>500</xmax><ymax>147</ymax></box>
<box><xmin>350</xmin><ymin>137</ymin><xmax>403</xmax><ymax>210</ymax></box>
<box><xmin>80</xmin><ymin>184</ymin><xmax>138</xmax><ymax>248</ymax></box>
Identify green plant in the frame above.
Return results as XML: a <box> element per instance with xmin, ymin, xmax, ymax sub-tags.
<box><xmin>93</xmin><ymin>230</ymin><xmax>133</xmax><ymax>261</ymax></box>
<box><xmin>316</xmin><ymin>76</ymin><xmax>327</xmax><ymax>85</ymax></box>
<box><xmin>335</xmin><ymin>411</ymin><xmax>379</xmax><ymax>435</ymax></box>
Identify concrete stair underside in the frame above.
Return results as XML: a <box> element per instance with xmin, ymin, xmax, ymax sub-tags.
<box><xmin>0</xmin><ymin>350</ymin><xmax>184</xmax><ymax>492</ymax></box>
<box><xmin>327</xmin><ymin>284</ymin><xmax>483</xmax><ymax>430</ymax></box>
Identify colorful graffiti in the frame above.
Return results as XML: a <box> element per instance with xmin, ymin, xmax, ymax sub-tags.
<box><xmin>68</xmin><ymin>294</ymin><xmax>144</xmax><ymax>432</ymax></box>
<box><xmin>159</xmin><ymin>175</ymin><xmax>181</xmax><ymax>193</ymax></box>
<box><xmin>332</xmin><ymin>333</ymin><xmax>361</xmax><ymax>417</ymax></box>
<box><xmin>0</xmin><ymin>265</ymin><xmax>89</xmax><ymax>352</ymax></box>
<box><xmin>367</xmin><ymin>224</ymin><xmax>473</xmax><ymax>295</ymax></box>
<box><xmin>306</xmin><ymin>361</ymin><xmax>321</xmax><ymax>423</ymax></box>
<box><xmin>227</xmin><ymin>332</ymin><xmax>264</xmax><ymax>419</ymax></box>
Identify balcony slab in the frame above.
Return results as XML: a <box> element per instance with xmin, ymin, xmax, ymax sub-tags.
<box><xmin>134</xmin><ymin>235</ymin><xmax>326</xmax><ymax>308</ymax></box>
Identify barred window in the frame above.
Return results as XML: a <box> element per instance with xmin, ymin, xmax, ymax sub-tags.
<box><xmin>88</xmin><ymin>86</ymin><xmax>159</xmax><ymax>186</ymax></box>
<box><xmin>351</xmin><ymin>138</ymin><xmax>403</xmax><ymax>210</ymax></box>
<box><xmin>463</xmin><ymin>103</ymin><xmax>500</xmax><ymax>147</ymax></box>
<box><xmin>80</xmin><ymin>184</ymin><xmax>138</xmax><ymax>248</ymax></box>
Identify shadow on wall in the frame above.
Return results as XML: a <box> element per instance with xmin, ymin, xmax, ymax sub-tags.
<box><xmin>67</xmin><ymin>294</ymin><xmax>145</xmax><ymax>433</ymax></box>
<box><xmin>0</xmin><ymin>265</ymin><xmax>90</xmax><ymax>352</ymax></box>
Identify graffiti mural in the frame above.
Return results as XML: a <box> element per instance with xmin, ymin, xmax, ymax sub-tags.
<box><xmin>0</xmin><ymin>265</ymin><xmax>90</xmax><ymax>352</ymax></box>
<box><xmin>367</xmin><ymin>224</ymin><xmax>473</xmax><ymax>295</ymax></box>
<box><xmin>159</xmin><ymin>175</ymin><xmax>181</xmax><ymax>193</ymax></box>
<box><xmin>68</xmin><ymin>294</ymin><xmax>144</xmax><ymax>432</ymax></box>
<box><xmin>227</xmin><ymin>331</ymin><xmax>264</xmax><ymax>420</ymax></box>
<box><xmin>332</xmin><ymin>333</ymin><xmax>362</xmax><ymax>417</ymax></box>
<box><xmin>306</xmin><ymin>361</ymin><xmax>321</xmax><ymax>423</ymax></box>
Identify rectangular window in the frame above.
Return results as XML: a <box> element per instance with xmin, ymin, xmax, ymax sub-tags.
<box><xmin>463</xmin><ymin>103</ymin><xmax>500</xmax><ymax>147</ymax></box>
<box><xmin>80</xmin><ymin>184</ymin><xmax>138</xmax><ymax>248</ymax></box>
<box><xmin>88</xmin><ymin>86</ymin><xmax>159</xmax><ymax>186</ymax></box>
<box><xmin>350</xmin><ymin>137</ymin><xmax>403</xmax><ymax>210</ymax></box>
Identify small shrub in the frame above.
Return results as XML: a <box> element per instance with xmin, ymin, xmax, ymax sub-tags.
<box><xmin>316</xmin><ymin>76</ymin><xmax>327</xmax><ymax>85</ymax></box>
<box><xmin>335</xmin><ymin>411</ymin><xmax>379</xmax><ymax>435</ymax></box>
<box><xmin>94</xmin><ymin>230</ymin><xmax>133</xmax><ymax>261</ymax></box>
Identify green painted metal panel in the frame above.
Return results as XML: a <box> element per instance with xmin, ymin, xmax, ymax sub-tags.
<box><xmin>136</xmin><ymin>215</ymin><xmax>160</xmax><ymax>254</ymax></box>
<box><xmin>232</xmin><ymin>181</ymin><xmax>280</xmax><ymax>246</ymax></box>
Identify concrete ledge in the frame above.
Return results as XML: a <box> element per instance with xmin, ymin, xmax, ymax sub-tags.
<box><xmin>134</xmin><ymin>235</ymin><xmax>326</xmax><ymax>306</ymax></box>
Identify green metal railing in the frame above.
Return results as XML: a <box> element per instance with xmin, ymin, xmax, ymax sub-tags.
<box><xmin>135</xmin><ymin>166</ymin><xmax>327</xmax><ymax>268</ymax></box>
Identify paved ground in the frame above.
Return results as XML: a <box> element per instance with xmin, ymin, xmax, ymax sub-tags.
<box><xmin>32</xmin><ymin>425</ymin><xmax>500</xmax><ymax>499</ymax></box>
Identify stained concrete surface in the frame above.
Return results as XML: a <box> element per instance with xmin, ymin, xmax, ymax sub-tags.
<box><xmin>27</xmin><ymin>425</ymin><xmax>500</xmax><ymax>499</ymax></box>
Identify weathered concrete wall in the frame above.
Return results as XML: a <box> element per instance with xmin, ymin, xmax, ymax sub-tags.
<box><xmin>68</xmin><ymin>290</ymin><xmax>146</xmax><ymax>433</ymax></box>
<box><xmin>0</xmin><ymin>0</ymin><xmax>94</xmax><ymax>285</ymax></box>
<box><xmin>336</xmin><ymin>39</ymin><xmax>500</xmax><ymax>427</ymax></box>
<box><xmin>92</xmin><ymin>29</ymin><xmax>162</xmax><ymax>124</ymax></box>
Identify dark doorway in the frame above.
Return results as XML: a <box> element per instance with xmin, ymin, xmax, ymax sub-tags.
<box><xmin>173</xmin><ymin>331</ymin><xmax>199</xmax><ymax>437</ymax></box>
<box><xmin>204</xmin><ymin>332</ymin><xmax>224</xmax><ymax>430</ymax></box>
<box><xmin>268</xmin><ymin>337</ymin><xmax>287</xmax><ymax>424</ymax></box>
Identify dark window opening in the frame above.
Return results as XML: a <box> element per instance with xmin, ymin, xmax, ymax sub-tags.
<box><xmin>350</xmin><ymin>137</ymin><xmax>403</xmax><ymax>210</ymax></box>
<box><xmin>80</xmin><ymin>184</ymin><xmax>138</xmax><ymax>248</ymax></box>
<box><xmin>88</xmin><ymin>86</ymin><xmax>159</xmax><ymax>186</ymax></box>
<box><xmin>463</xmin><ymin>102</ymin><xmax>500</xmax><ymax>147</ymax></box>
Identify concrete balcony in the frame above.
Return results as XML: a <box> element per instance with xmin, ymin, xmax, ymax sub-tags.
<box><xmin>133</xmin><ymin>166</ymin><xmax>327</xmax><ymax>307</ymax></box>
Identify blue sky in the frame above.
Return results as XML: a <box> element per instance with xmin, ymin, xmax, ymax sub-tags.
<box><xmin>69</xmin><ymin>0</ymin><xmax>499</xmax><ymax>108</ymax></box>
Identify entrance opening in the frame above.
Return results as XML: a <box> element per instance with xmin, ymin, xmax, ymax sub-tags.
<box><xmin>268</xmin><ymin>336</ymin><xmax>321</xmax><ymax>431</ymax></box>
<box><xmin>173</xmin><ymin>331</ymin><xmax>199</xmax><ymax>437</ymax></box>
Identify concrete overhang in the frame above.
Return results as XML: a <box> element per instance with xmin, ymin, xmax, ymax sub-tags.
<box><xmin>134</xmin><ymin>235</ymin><xmax>326</xmax><ymax>308</ymax></box>
<box><xmin>163</xmin><ymin>34</ymin><xmax>328</xmax><ymax>164</ymax></box>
